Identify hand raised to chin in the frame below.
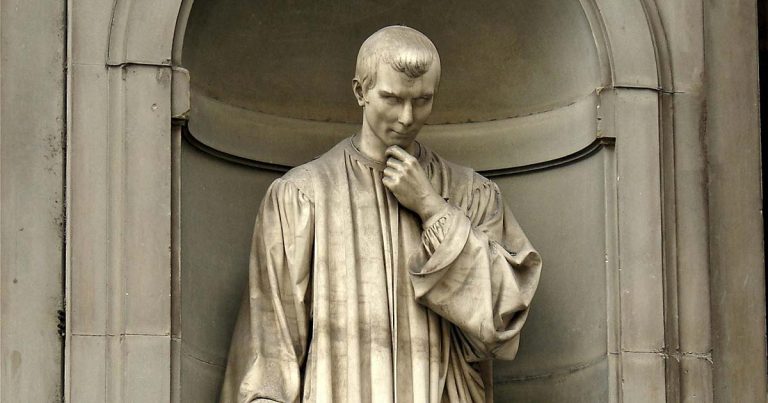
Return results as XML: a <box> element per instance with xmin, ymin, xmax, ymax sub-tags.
<box><xmin>382</xmin><ymin>145</ymin><xmax>447</xmax><ymax>223</ymax></box>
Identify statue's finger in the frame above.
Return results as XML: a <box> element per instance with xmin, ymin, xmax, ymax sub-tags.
<box><xmin>386</xmin><ymin>157</ymin><xmax>405</xmax><ymax>170</ymax></box>
<box><xmin>385</xmin><ymin>145</ymin><xmax>410</xmax><ymax>161</ymax></box>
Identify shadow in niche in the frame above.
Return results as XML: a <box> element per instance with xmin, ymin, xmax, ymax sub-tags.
<box><xmin>178</xmin><ymin>1</ymin><xmax>609</xmax><ymax>402</ymax></box>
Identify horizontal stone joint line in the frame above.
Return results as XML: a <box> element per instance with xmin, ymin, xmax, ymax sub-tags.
<box><xmin>494</xmin><ymin>355</ymin><xmax>606</xmax><ymax>384</ymax></box>
<box><xmin>608</xmin><ymin>84</ymin><xmax>684</xmax><ymax>95</ymax></box>
<box><xmin>71</xmin><ymin>332</ymin><xmax>171</xmax><ymax>337</ymax></box>
<box><xmin>611</xmin><ymin>84</ymin><xmax>661</xmax><ymax>92</ymax></box>
<box><xmin>106</xmin><ymin>61</ymin><xmax>173</xmax><ymax>69</ymax></box>
<box><xmin>180</xmin><ymin>349</ymin><xmax>226</xmax><ymax>369</ymax></box>
<box><xmin>619</xmin><ymin>349</ymin><xmax>713</xmax><ymax>363</ymax></box>
<box><xmin>665</xmin><ymin>350</ymin><xmax>714</xmax><ymax>364</ymax></box>
<box><xmin>621</xmin><ymin>349</ymin><xmax>665</xmax><ymax>354</ymax></box>
<box><xmin>680</xmin><ymin>351</ymin><xmax>712</xmax><ymax>358</ymax></box>
<box><xmin>72</xmin><ymin>62</ymin><xmax>110</xmax><ymax>67</ymax></box>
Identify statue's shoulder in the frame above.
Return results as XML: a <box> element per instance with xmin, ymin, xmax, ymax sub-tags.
<box><xmin>423</xmin><ymin>145</ymin><xmax>498</xmax><ymax>199</ymax></box>
<box><xmin>280</xmin><ymin>164</ymin><xmax>315</xmax><ymax>201</ymax></box>
<box><xmin>469</xmin><ymin>170</ymin><xmax>497</xmax><ymax>191</ymax></box>
<box><xmin>439</xmin><ymin>156</ymin><xmax>475</xmax><ymax>180</ymax></box>
<box><xmin>278</xmin><ymin>138</ymin><xmax>350</xmax><ymax>199</ymax></box>
<box><xmin>424</xmin><ymin>145</ymin><xmax>486</xmax><ymax>185</ymax></box>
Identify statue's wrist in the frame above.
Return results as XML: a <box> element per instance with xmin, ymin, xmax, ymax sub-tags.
<box><xmin>418</xmin><ymin>196</ymin><xmax>448</xmax><ymax>224</ymax></box>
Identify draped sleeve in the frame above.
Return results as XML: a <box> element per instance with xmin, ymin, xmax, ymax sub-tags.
<box><xmin>410</xmin><ymin>175</ymin><xmax>541</xmax><ymax>362</ymax></box>
<box><xmin>220</xmin><ymin>172</ymin><xmax>315</xmax><ymax>403</ymax></box>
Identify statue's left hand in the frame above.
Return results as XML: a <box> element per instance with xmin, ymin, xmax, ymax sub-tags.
<box><xmin>383</xmin><ymin>145</ymin><xmax>447</xmax><ymax>223</ymax></box>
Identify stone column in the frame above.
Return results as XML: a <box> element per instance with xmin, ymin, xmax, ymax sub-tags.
<box><xmin>65</xmin><ymin>0</ymin><xmax>182</xmax><ymax>401</ymax></box>
<box><xmin>705</xmin><ymin>0</ymin><xmax>767</xmax><ymax>401</ymax></box>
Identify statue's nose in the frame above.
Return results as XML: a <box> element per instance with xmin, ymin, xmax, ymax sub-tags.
<box><xmin>398</xmin><ymin>102</ymin><xmax>414</xmax><ymax>126</ymax></box>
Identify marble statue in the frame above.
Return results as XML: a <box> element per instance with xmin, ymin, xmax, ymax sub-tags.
<box><xmin>220</xmin><ymin>25</ymin><xmax>542</xmax><ymax>403</ymax></box>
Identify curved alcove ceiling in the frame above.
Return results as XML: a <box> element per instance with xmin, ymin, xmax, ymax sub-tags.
<box><xmin>188</xmin><ymin>90</ymin><xmax>603</xmax><ymax>172</ymax></box>
<box><xmin>183</xmin><ymin>0</ymin><xmax>603</xmax><ymax>169</ymax></box>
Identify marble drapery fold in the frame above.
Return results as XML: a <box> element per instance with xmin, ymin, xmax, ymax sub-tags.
<box><xmin>220</xmin><ymin>138</ymin><xmax>541</xmax><ymax>403</ymax></box>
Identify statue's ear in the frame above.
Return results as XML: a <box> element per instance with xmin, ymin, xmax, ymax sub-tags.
<box><xmin>352</xmin><ymin>79</ymin><xmax>366</xmax><ymax>107</ymax></box>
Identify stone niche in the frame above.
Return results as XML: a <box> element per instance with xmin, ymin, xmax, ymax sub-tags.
<box><xmin>179</xmin><ymin>1</ymin><xmax>606</xmax><ymax>401</ymax></box>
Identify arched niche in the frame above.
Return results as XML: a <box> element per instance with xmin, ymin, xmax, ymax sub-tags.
<box><xmin>177</xmin><ymin>1</ymin><xmax>615</xmax><ymax>402</ymax></box>
<box><xmin>76</xmin><ymin>0</ymin><xmax>671</xmax><ymax>401</ymax></box>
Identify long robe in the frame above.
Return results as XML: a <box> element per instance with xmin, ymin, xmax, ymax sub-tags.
<box><xmin>220</xmin><ymin>138</ymin><xmax>541</xmax><ymax>403</ymax></box>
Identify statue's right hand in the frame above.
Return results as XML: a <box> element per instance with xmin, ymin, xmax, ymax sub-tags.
<box><xmin>383</xmin><ymin>145</ymin><xmax>446</xmax><ymax>223</ymax></box>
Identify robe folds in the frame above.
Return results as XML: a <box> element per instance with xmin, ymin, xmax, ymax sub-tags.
<box><xmin>220</xmin><ymin>138</ymin><xmax>541</xmax><ymax>403</ymax></box>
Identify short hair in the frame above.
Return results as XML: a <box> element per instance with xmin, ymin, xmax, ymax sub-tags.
<box><xmin>354</xmin><ymin>26</ymin><xmax>441</xmax><ymax>92</ymax></box>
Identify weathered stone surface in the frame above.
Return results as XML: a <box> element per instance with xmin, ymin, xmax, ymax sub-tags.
<box><xmin>614</xmin><ymin>89</ymin><xmax>665</xmax><ymax>353</ymax></box>
<box><xmin>123</xmin><ymin>335</ymin><xmax>171</xmax><ymax>401</ymax></box>
<box><xmin>108</xmin><ymin>0</ymin><xmax>184</xmax><ymax>65</ymax></box>
<box><xmin>121</xmin><ymin>65</ymin><xmax>172</xmax><ymax>336</ymax></box>
<box><xmin>494</xmin><ymin>357</ymin><xmax>609</xmax><ymax>403</ymax></box>
<box><xmin>621</xmin><ymin>352</ymin><xmax>666</xmax><ymax>403</ymax></box>
<box><xmin>679</xmin><ymin>355</ymin><xmax>713</xmax><ymax>403</ymax></box>
<box><xmin>670</xmin><ymin>93</ymin><xmax>711</xmax><ymax>355</ymax></box>
<box><xmin>656</xmin><ymin>1</ymin><xmax>704</xmax><ymax>93</ymax></box>
<box><xmin>70</xmin><ymin>64</ymin><xmax>110</xmax><ymax>336</ymax></box>
<box><xmin>0</xmin><ymin>0</ymin><xmax>65</xmax><ymax>401</ymax></box>
<box><xmin>71</xmin><ymin>0</ymin><xmax>114</xmax><ymax>65</ymax></box>
<box><xmin>70</xmin><ymin>336</ymin><xmax>107</xmax><ymax>402</ymax></box>
<box><xmin>705</xmin><ymin>0</ymin><xmax>767</xmax><ymax>400</ymax></box>
<box><xmin>592</xmin><ymin>0</ymin><xmax>659</xmax><ymax>88</ymax></box>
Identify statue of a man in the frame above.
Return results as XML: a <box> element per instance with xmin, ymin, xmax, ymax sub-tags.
<box><xmin>220</xmin><ymin>25</ymin><xmax>541</xmax><ymax>403</ymax></box>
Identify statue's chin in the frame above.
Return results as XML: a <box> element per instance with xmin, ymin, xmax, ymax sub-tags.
<box><xmin>385</xmin><ymin>130</ymin><xmax>419</xmax><ymax>148</ymax></box>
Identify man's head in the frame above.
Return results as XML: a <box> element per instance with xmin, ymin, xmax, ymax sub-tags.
<box><xmin>354</xmin><ymin>26</ymin><xmax>441</xmax><ymax>93</ymax></box>
<box><xmin>353</xmin><ymin>26</ymin><xmax>441</xmax><ymax>153</ymax></box>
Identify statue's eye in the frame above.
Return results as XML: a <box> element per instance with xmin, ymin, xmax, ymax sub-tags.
<box><xmin>414</xmin><ymin>96</ymin><xmax>432</xmax><ymax>106</ymax></box>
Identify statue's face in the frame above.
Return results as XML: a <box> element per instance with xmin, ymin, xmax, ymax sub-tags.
<box><xmin>359</xmin><ymin>62</ymin><xmax>439</xmax><ymax>150</ymax></box>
